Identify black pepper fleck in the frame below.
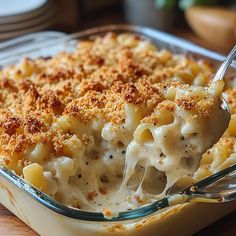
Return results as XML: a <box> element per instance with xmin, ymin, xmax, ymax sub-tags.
<box><xmin>160</xmin><ymin>152</ymin><xmax>165</xmax><ymax>157</ymax></box>
<box><xmin>100</xmin><ymin>175</ymin><xmax>109</xmax><ymax>183</ymax></box>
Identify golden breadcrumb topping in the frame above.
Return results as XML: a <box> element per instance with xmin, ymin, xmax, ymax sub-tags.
<box><xmin>0</xmin><ymin>32</ymin><xmax>235</xmax><ymax>213</ymax></box>
<box><xmin>0</xmin><ymin>32</ymin><xmax>217</xmax><ymax>162</ymax></box>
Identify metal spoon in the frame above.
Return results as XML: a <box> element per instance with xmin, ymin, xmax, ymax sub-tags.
<box><xmin>115</xmin><ymin>163</ymin><xmax>236</xmax><ymax>220</ymax></box>
<box><xmin>141</xmin><ymin>163</ymin><xmax>236</xmax><ymax>215</ymax></box>
<box><xmin>212</xmin><ymin>45</ymin><xmax>236</xmax><ymax>83</ymax></box>
<box><xmin>212</xmin><ymin>45</ymin><xmax>236</xmax><ymax>112</ymax></box>
<box><xmin>144</xmin><ymin>46</ymin><xmax>236</xmax><ymax>212</ymax></box>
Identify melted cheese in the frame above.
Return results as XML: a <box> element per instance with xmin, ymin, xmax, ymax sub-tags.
<box><xmin>0</xmin><ymin>33</ymin><xmax>231</xmax><ymax>214</ymax></box>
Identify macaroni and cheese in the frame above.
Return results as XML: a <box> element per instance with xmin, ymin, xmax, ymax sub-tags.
<box><xmin>0</xmin><ymin>33</ymin><xmax>232</xmax><ymax>213</ymax></box>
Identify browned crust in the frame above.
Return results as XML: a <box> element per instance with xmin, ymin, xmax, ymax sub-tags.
<box><xmin>176</xmin><ymin>96</ymin><xmax>197</xmax><ymax>111</ymax></box>
<box><xmin>0</xmin><ymin>32</ymin><xmax>216</xmax><ymax>164</ymax></box>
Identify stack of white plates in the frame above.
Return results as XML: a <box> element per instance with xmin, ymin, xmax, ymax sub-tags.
<box><xmin>0</xmin><ymin>0</ymin><xmax>55</xmax><ymax>40</ymax></box>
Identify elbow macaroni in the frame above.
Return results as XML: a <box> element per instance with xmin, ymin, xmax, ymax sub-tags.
<box><xmin>0</xmin><ymin>32</ymin><xmax>234</xmax><ymax>213</ymax></box>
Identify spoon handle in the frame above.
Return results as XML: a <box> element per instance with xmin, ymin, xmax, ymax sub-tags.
<box><xmin>212</xmin><ymin>45</ymin><xmax>236</xmax><ymax>83</ymax></box>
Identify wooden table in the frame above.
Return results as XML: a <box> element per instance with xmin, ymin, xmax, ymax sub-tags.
<box><xmin>170</xmin><ymin>28</ymin><xmax>230</xmax><ymax>55</ymax></box>
<box><xmin>1</xmin><ymin>203</ymin><xmax>236</xmax><ymax>236</ymax></box>
<box><xmin>0</xmin><ymin>205</ymin><xmax>35</xmax><ymax>235</ymax></box>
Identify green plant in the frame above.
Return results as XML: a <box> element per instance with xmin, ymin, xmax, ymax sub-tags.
<box><xmin>154</xmin><ymin>0</ymin><xmax>177</xmax><ymax>9</ymax></box>
<box><xmin>155</xmin><ymin>0</ymin><xmax>220</xmax><ymax>10</ymax></box>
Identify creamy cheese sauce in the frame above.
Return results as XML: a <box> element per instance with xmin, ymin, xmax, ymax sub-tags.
<box><xmin>0</xmin><ymin>33</ymin><xmax>231</xmax><ymax>215</ymax></box>
<box><xmin>38</xmin><ymin>82</ymin><xmax>229</xmax><ymax>213</ymax></box>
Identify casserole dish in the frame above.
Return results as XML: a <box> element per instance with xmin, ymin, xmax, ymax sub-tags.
<box><xmin>0</xmin><ymin>25</ymin><xmax>236</xmax><ymax>236</ymax></box>
<box><xmin>0</xmin><ymin>31</ymin><xmax>66</xmax><ymax>59</ymax></box>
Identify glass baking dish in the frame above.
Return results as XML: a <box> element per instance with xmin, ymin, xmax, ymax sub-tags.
<box><xmin>0</xmin><ymin>31</ymin><xmax>66</xmax><ymax>60</ymax></box>
<box><xmin>0</xmin><ymin>24</ymin><xmax>236</xmax><ymax>236</ymax></box>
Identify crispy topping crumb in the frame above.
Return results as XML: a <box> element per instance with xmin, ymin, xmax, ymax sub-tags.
<box><xmin>0</xmin><ymin>32</ymin><xmax>218</xmax><ymax>165</ymax></box>
<box><xmin>103</xmin><ymin>208</ymin><xmax>113</xmax><ymax>217</ymax></box>
<box><xmin>87</xmin><ymin>191</ymin><xmax>98</xmax><ymax>201</ymax></box>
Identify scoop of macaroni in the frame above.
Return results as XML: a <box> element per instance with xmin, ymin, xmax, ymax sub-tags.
<box><xmin>0</xmin><ymin>32</ymin><xmax>231</xmax><ymax>213</ymax></box>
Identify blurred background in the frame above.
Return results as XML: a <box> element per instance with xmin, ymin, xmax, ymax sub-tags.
<box><xmin>0</xmin><ymin>0</ymin><xmax>236</xmax><ymax>54</ymax></box>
